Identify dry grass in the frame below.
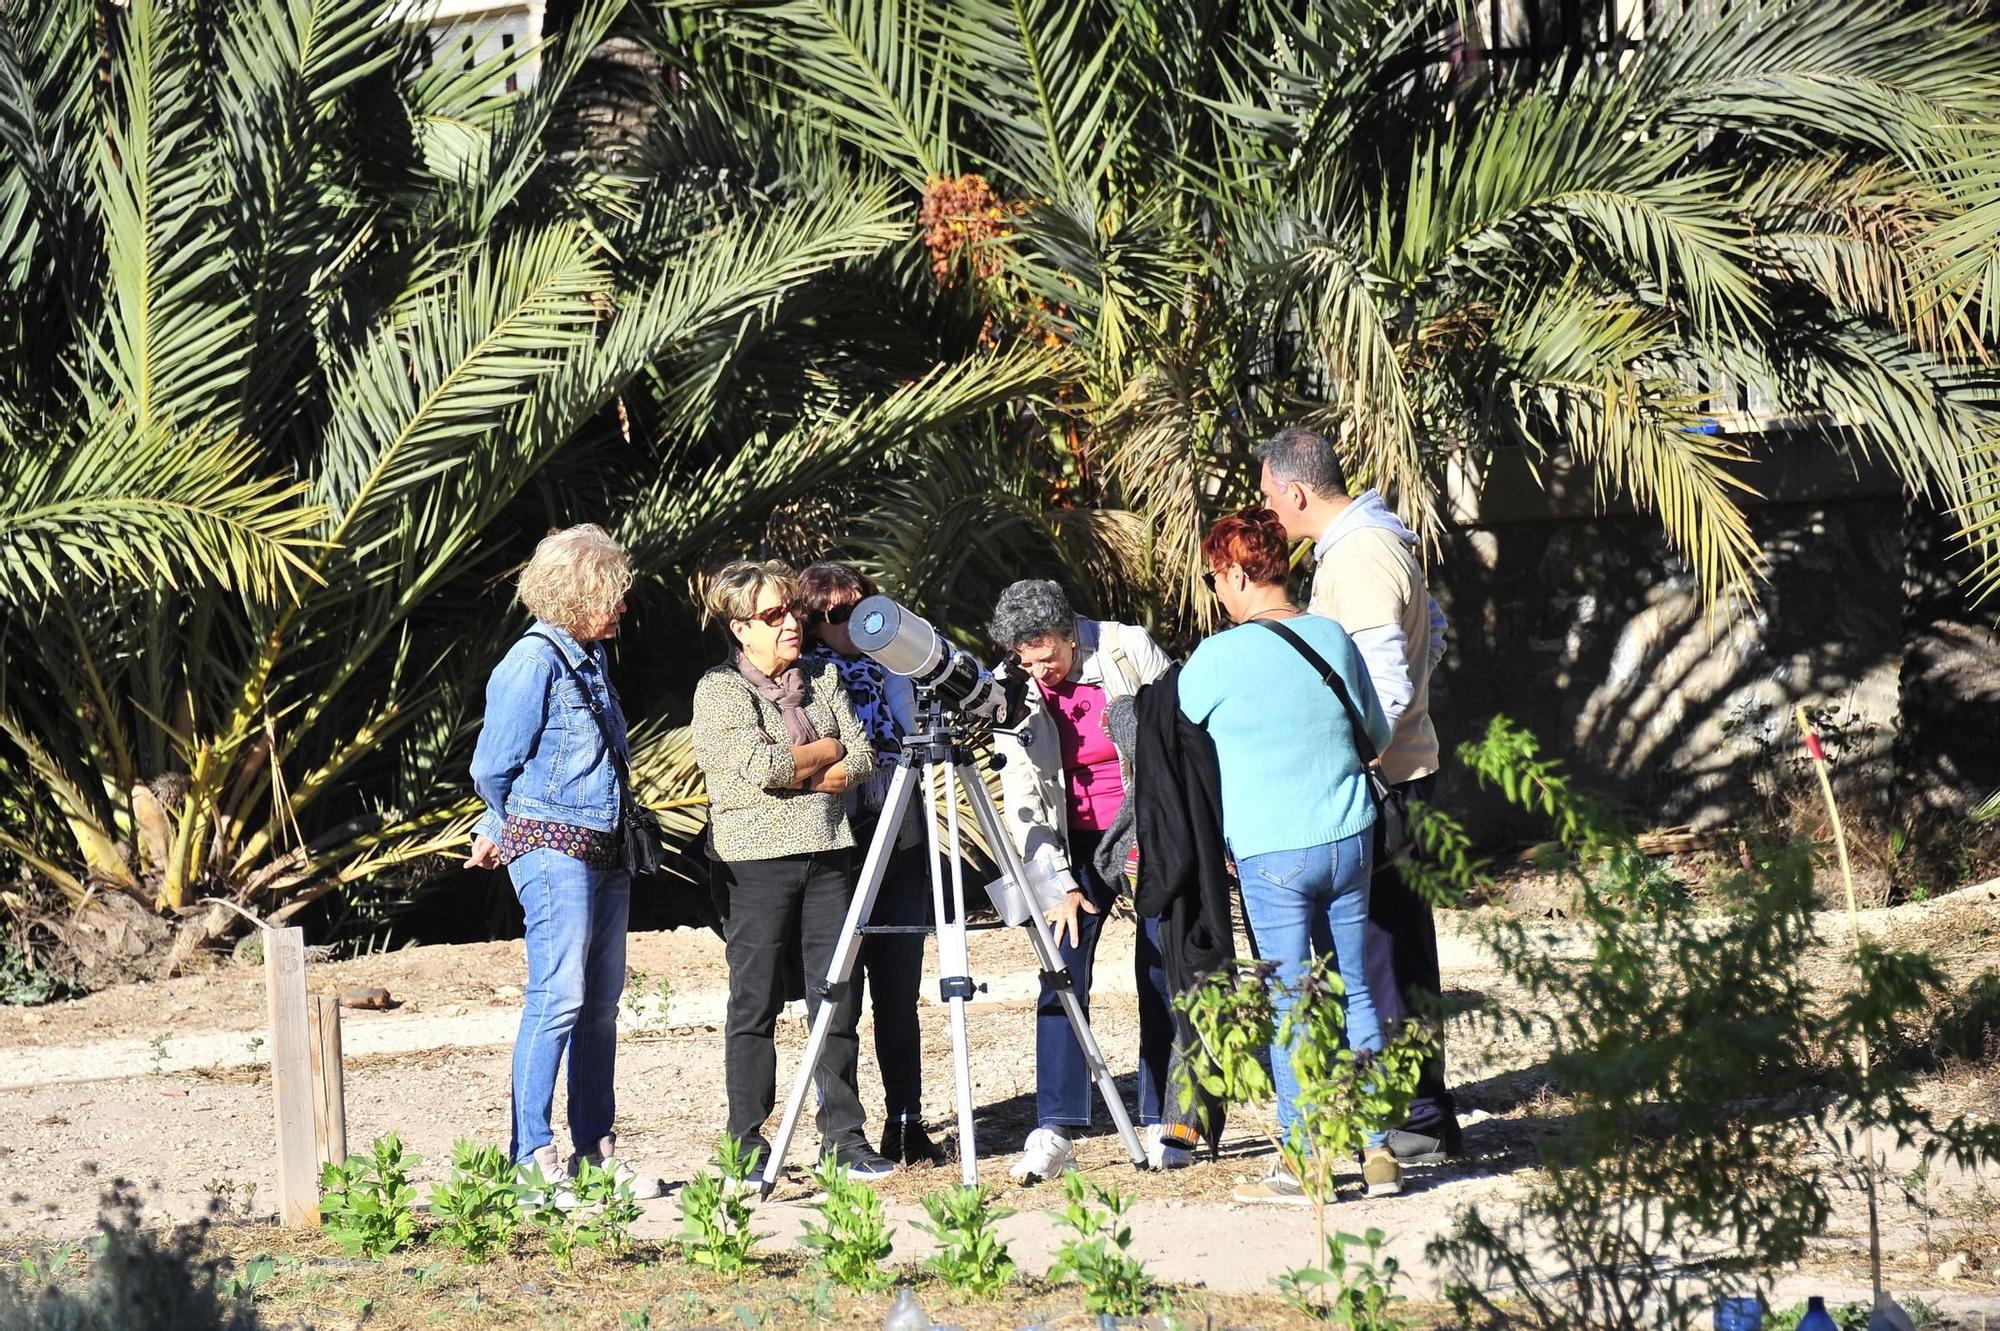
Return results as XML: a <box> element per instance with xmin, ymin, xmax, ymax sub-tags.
<box><xmin>204</xmin><ymin>1226</ymin><xmax>1457</xmax><ymax>1331</ymax></box>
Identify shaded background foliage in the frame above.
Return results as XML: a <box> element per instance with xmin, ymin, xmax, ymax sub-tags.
<box><xmin>4</xmin><ymin>0</ymin><xmax>2000</xmax><ymax>975</ymax></box>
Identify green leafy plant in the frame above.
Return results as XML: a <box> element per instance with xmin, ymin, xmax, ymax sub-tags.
<box><xmin>1175</xmin><ymin>954</ymin><xmax>1429</xmax><ymax>1294</ymax></box>
<box><xmin>1426</xmin><ymin>717</ymin><xmax>2000</xmax><ymax>1329</ymax></box>
<box><xmin>525</xmin><ymin>1157</ymin><xmax>639</xmax><ymax>1271</ymax></box>
<box><xmin>428</xmin><ymin>1141</ymin><xmax>521</xmax><ymax>1262</ymax></box>
<box><xmin>1046</xmin><ymin>1173</ymin><xmax>1151</xmax><ymax>1317</ymax></box>
<box><xmin>318</xmin><ymin>1136</ymin><xmax>418</xmax><ymax>1259</ymax></box>
<box><xmin>1276</xmin><ymin>962</ymin><xmax>1431</xmax><ymax>1258</ymax></box>
<box><xmin>799</xmin><ymin>1157</ymin><xmax>895</xmax><ymax>1291</ymax></box>
<box><xmin>218</xmin><ymin>1256</ymin><xmax>274</xmax><ymax>1302</ymax></box>
<box><xmin>676</xmin><ymin>1135</ymin><xmax>760</xmax><ymax>1274</ymax></box>
<box><xmin>568</xmin><ymin>1158</ymin><xmax>643</xmax><ymax>1261</ymax></box>
<box><xmin>1273</xmin><ymin>1229</ymin><xmax>1414</xmax><ymax>1329</ymax></box>
<box><xmin>914</xmin><ymin>1184</ymin><xmax>1016</xmax><ymax>1298</ymax></box>
<box><xmin>0</xmin><ymin>932</ymin><xmax>75</xmax><ymax>1006</ymax></box>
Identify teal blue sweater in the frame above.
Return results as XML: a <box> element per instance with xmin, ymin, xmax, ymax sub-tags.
<box><xmin>1176</xmin><ymin>614</ymin><xmax>1392</xmax><ymax>860</ymax></box>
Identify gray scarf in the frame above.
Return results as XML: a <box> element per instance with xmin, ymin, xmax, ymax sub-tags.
<box><xmin>736</xmin><ymin>655</ymin><xmax>821</xmax><ymax>745</ymax></box>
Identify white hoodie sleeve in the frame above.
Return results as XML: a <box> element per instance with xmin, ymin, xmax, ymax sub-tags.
<box><xmin>1426</xmin><ymin>596</ymin><xmax>1448</xmax><ymax>674</ymax></box>
<box><xmin>1349</xmin><ymin>623</ymin><xmax>1415</xmax><ymax>732</ymax></box>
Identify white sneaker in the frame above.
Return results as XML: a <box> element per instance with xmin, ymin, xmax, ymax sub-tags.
<box><xmin>1007</xmin><ymin>1127</ymin><xmax>1076</xmax><ymax>1183</ymax></box>
<box><xmin>569</xmin><ymin>1133</ymin><xmax>668</xmax><ymax>1201</ymax></box>
<box><xmin>1144</xmin><ymin>1124</ymin><xmax>1194</xmax><ymax>1171</ymax></box>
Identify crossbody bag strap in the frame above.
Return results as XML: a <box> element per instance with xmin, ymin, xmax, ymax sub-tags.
<box><xmin>527</xmin><ymin>631</ymin><xmax>632</xmax><ymax>806</ymax></box>
<box><xmin>1251</xmin><ymin>619</ymin><xmax>1381</xmax><ymax>768</ymax></box>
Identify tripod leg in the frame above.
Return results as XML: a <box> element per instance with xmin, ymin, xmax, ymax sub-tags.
<box><xmin>934</xmin><ymin>761</ymin><xmax>981</xmax><ymax>1187</ymax></box>
<box><xmin>959</xmin><ymin>765</ymin><xmax>1148</xmax><ymax>1169</ymax></box>
<box><xmin>758</xmin><ymin>762</ymin><xmax>917</xmax><ymax>1199</ymax></box>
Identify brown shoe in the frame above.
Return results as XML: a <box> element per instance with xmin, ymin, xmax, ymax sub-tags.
<box><xmin>1363</xmin><ymin>1147</ymin><xmax>1403</xmax><ymax>1198</ymax></box>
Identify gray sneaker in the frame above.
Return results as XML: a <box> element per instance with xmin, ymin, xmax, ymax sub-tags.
<box><xmin>569</xmin><ymin>1133</ymin><xmax>667</xmax><ymax>1200</ymax></box>
<box><xmin>517</xmin><ymin>1144</ymin><xmax>577</xmax><ymax>1210</ymax></box>
<box><xmin>1231</xmin><ymin>1167</ymin><xmax>1311</xmax><ymax>1206</ymax></box>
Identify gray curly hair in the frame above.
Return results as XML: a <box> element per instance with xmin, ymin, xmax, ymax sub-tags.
<box><xmin>989</xmin><ymin>579</ymin><xmax>1076</xmax><ymax>651</ymax></box>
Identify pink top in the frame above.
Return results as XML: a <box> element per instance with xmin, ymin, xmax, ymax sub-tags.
<box><xmin>1045</xmin><ymin>678</ymin><xmax>1126</xmax><ymax>832</ymax></box>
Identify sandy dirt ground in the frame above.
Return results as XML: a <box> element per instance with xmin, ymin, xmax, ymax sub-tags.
<box><xmin>3</xmin><ymin>888</ymin><xmax>1999</xmax><ymax>1316</ymax></box>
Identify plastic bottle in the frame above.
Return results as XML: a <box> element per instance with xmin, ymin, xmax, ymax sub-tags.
<box><xmin>1715</xmin><ymin>1295</ymin><xmax>1764</xmax><ymax>1331</ymax></box>
<box><xmin>883</xmin><ymin>1286</ymin><xmax>929</xmax><ymax>1331</ymax></box>
<box><xmin>1797</xmin><ymin>1296</ymin><xmax>1839</xmax><ymax>1331</ymax></box>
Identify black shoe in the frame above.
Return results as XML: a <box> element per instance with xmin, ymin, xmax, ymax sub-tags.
<box><xmin>880</xmin><ymin>1115</ymin><xmax>947</xmax><ymax>1166</ymax></box>
<box><xmin>822</xmin><ymin>1139</ymin><xmax>897</xmax><ymax>1181</ymax></box>
<box><xmin>1386</xmin><ymin>1122</ymin><xmax>1462</xmax><ymax>1165</ymax></box>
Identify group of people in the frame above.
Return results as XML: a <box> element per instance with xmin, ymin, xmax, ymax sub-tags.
<box><xmin>465</xmin><ymin>425</ymin><xmax>1458</xmax><ymax>1204</ymax></box>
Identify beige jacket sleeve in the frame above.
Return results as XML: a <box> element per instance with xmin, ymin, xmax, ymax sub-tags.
<box><xmin>993</xmin><ymin>707</ymin><xmax>1070</xmax><ymax>871</ymax></box>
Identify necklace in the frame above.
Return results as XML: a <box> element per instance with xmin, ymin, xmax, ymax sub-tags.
<box><xmin>1245</xmin><ymin>606</ymin><xmax>1299</xmax><ymax>622</ymax></box>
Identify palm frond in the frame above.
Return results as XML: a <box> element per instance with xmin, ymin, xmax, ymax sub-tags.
<box><xmin>1494</xmin><ymin>283</ymin><xmax>1764</xmax><ymax>605</ymax></box>
<box><xmin>950</xmin><ymin>0</ymin><xmax>1128</xmax><ymax>196</ymax></box>
<box><xmin>667</xmin><ymin>0</ymin><xmax>954</xmax><ymax>185</ymax></box>
<box><xmin>0</xmin><ymin>430</ymin><xmax>326</xmax><ymax>603</ymax></box>
<box><xmin>621</xmin><ymin>345</ymin><xmax>1059</xmax><ymax>573</ymax></box>
<box><xmin>313</xmin><ymin>224</ymin><xmax>609</xmax><ymax>554</ymax></box>
<box><xmin>93</xmin><ymin>0</ymin><xmax>248</xmax><ymax>436</ymax></box>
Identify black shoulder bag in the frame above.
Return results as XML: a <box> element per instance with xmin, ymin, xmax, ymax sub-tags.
<box><xmin>1253</xmin><ymin>618</ymin><xmax>1411</xmax><ymax>865</ymax></box>
<box><xmin>527</xmin><ymin>633</ymin><xmax>664</xmax><ymax>876</ymax></box>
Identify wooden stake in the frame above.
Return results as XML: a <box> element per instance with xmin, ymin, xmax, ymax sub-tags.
<box><xmin>1796</xmin><ymin>705</ymin><xmax>1887</xmax><ymax>1307</ymax></box>
<box><xmin>307</xmin><ymin>991</ymin><xmax>348</xmax><ymax>1170</ymax></box>
<box><xmin>264</xmin><ymin>926</ymin><xmax>319</xmax><ymax>1227</ymax></box>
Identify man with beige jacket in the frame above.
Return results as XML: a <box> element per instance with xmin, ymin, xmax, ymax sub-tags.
<box><xmin>1257</xmin><ymin>426</ymin><xmax>1461</xmax><ymax>1163</ymax></box>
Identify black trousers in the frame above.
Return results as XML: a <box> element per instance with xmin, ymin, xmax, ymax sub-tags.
<box><xmin>720</xmin><ymin>850</ymin><xmax>866</xmax><ymax>1151</ymax></box>
<box><xmin>854</xmin><ymin>825</ymin><xmax>934</xmax><ymax>1121</ymax></box>
<box><xmin>1364</xmin><ymin>775</ymin><xmax>1459</xmax><ymax>1137</ymax></box>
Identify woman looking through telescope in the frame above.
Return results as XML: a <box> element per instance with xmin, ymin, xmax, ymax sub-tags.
<box><xmin>690</xmin><ymin>560</ymin><xmax>897</xmax><ymax>1181</ymax></box>
<box><xmin>794</xmin><ymin>562</ymin><xmax>948</xmax><ymax>1167</ymax></box>
<box><xmin>987</xmin><ymin>579</ymin><xmax>1180</xmax><ymax>1182</ymax></box>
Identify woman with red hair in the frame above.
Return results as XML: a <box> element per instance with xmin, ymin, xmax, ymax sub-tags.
<box><xmin>1178</xmin><ymin>507</ymin><xmax>1398</xmax><ymax>1204</ymax></box>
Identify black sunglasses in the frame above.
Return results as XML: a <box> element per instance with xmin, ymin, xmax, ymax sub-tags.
<box><xmin>1201</xmin><ymin>570</ymin><xmax>1219</xmax><ymax>593</ymax></box>
<box><xmin>799</xmin><ymin>601</ymin><xmax>857</xmax><ymax>629</ymax></box>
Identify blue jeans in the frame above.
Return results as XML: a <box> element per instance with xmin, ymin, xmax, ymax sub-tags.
<box><xmin>1035</xmin><ymin>830</ymin><xmax>1175</xmax><ymax>1128</ymax></box>
<box><xmin>508</xmin><ymin>849</ymin><xmax>630</xmax><ymax>1162</ymax></box>
<box><xmin>1236</xmin><ymin>831</ymin><xmax>1385</xmax><ymax>1151</ymax></box>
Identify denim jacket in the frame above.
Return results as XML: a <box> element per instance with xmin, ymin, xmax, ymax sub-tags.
<box><xmin>470</xmin><ymin>622</ymin><xmax>628</xmax><ymax>843</ymax></box>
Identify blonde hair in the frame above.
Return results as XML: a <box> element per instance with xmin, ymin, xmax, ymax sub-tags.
<box><xmin>702</xmin><ymin>559</ymin><xmax>795</xmax><ymax>628</ymax></box>
<box><xmin>516</xmin><ymin>524</ymin><xmax>633</xmax><ymax>634</ymax></box>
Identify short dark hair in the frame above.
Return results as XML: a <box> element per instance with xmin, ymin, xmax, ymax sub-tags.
<box><xmin>1201</xmin><ymin>507</ymin><xmax>1292</xmax><ymax>586</ymax></box>
<box><xmin>794</xmin><ymin>561</ymin><xmax>878</xmax><ymax>617</ymax></box>
<box><xmin>1255</xmin><ymin>426</ymin><xmax>1348</xmax><ymax>499</ymax></box>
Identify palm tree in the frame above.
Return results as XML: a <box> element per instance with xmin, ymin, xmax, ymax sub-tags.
<box><xmin>663</xmin><ymin>0</ymin><xmax>2000</xmax><ymax>618</ymax></box>
<box><xmin>0</xmin><ymin>0</ymin><xmax>1051</xmax><ymax>968</ymax></box>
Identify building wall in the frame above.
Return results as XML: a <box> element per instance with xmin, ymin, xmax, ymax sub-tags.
<box><xmin>1428</xmin><ymin>454</ymin><xmax>2000</xmax><ymax>841</ymax></box>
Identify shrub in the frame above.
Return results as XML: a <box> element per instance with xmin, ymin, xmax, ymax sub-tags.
<box><xmin>677</xmin><ymin>1136</ymin><xmax>760</xmax><ymax>1274</ymax></box>
<box><xmin>429</xmin><ymin>1140</ymin><xmax>520</xmax><ymax>1262</ymax></box>
<box><xmin>0</xmin><ymin>1184</ymin><xmax>266</xmax><ymax>1331</ymax></box>
<box><xmin>1425</xmin><ymin>717</ymin><xmax>2000</xmax><ymax>1330</ymax></box>
<box><xmin>319</xmin><ymin>1135</ymin><xmax>418</xmax><ymax>1259</ymax></box>
<box><xmin>522</xmin><ymin>1157</ymin><xmax>640</xmax><ymax>1272</ymax></box>
<box><xmin>1046</xmin><ymin>1173</ymin><xmax>1150</xmax><ymax>1317</ymax></box>
<box><xmin>1273</xmin><ymin>1228</ymin><xmax>1416</xmax><ymax>1330</ymax></box>
<box><xmin>799</xmin><ymin>1158</ymin><xmax>895</xmax><ymax>1291</ymax></box>
<box><xmin>914</xmin><ymin>1185</ymin><xmax>1015</xmax><ymax>1298</ymax></box>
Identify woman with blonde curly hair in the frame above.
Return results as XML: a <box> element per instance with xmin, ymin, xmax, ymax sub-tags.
<box><xmin>467</xmin><ymin>524</ymin><xmax>662</xmax><ymax>1198</ymax></box>
<box><xmin>690</xmin><ymin>559</ymin><xmax>893</xmax><ymax>1179</ymax></box>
